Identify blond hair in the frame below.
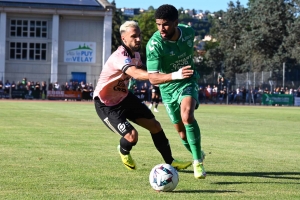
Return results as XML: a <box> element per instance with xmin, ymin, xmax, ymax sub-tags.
<box><xmin>119</xmin><ymin>21</ymin><xmax>139</xmax><ymax>35</ymax></box>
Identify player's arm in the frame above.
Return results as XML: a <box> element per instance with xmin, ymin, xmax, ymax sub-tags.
<box><xmin>148</xmin><ymin>66</ymin><xmax>194</xmax><ymax>85</ymax></box>
<box><xmin>125</xmin><ymin>66</ymin><xmax>149</xmax><ymax>81</ymax></box>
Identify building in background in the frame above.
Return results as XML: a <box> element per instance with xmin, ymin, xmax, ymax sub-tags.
<box><xmin>0</xmin><ymin>0</ymin><xmax>114</xmax><ymax>85</ymax></box>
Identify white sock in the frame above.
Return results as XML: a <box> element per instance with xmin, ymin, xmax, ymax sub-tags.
<box><xmin>193</xmin><ymin>159</ymin><xmax>202</xmax><ymax>164</ymax></box>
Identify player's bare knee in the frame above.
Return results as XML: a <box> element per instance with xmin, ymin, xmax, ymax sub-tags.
<box><xmin>124</xmin><ymin>129</ymin><xmax>138</xmax><ymax>143</ymax></box>
<box><xmin>178</xmin><ymin>131</ymin><xmax>187</xmax><ymax>140</ymax></box>
<box><xmin>181</xmin><ymin>112</ymin><xmax>195</xmax><ymax>124</ymax></box>
<box><xmin>149</xmin><ymin>119</ymin><xmax>162</xmax><ymax>133</ymax></box>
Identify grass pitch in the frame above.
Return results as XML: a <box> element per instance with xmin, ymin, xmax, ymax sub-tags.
<box><xmin>0</xmin><ymin>100</ymin><xmax>299</xmax><ymax>199</ymax></box>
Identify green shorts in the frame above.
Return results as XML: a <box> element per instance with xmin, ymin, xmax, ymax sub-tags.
<box><xmin>162</xmin><ymin>82</ymin><xmax>199</xmax><ymax>124</ymax></box>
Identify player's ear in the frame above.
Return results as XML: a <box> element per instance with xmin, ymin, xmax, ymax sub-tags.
<box><xmin>174</xmin><ymin>19</ymin><xmax>179</xmax><ymax>26</ymax></box>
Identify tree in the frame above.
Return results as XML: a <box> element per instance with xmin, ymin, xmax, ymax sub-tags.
<box><xmin>209</xmin><ymin>0</ymin><xmax>299</xmax><ymax>81</ymax></box>
<box><xmin>210</xmin><ymin>0</ymin><xmax>248</xmax><ymax>79</ymax></box>
<box><xmin>247</xmin><ymin>0</ymin><xmax>295</xmax><ymax>71</ymax></box>
<box><xmin>132</xmin><ymin>10</ymin><xmax>157</xmax><ymax>63</ymax></box>
<box><xmin>111</xmin><ymin>1</ymin><xmax>123</xmax><ymax>52</ymax></box>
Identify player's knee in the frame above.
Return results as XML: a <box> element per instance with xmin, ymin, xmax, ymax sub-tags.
<box><xmin>149</xmin><ymin>119</ymin><xmax>162</xmax><ymax>133</ymax></box>
<box><xmin>178</xmin><ymin>131</ymin><xmax>187</xmax><ymax>140</ymax></box>
<box><xmin>181</xmin><ymin>111</ymin><xmax>194</xmax><ymax>124</ymax></box>
<box><xmin>124</xmin><ymin>129</ymin><xmax>138</xmax><ymax>143</ymax></box>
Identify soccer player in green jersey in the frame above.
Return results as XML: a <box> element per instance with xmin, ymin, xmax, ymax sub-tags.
<box><xmin>146</xmin><ymin>4</ymin><xmax>206</xmax><ymax>179</ymax></box>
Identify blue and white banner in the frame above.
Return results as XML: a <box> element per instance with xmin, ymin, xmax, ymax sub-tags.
<box><xmin>64</xmin><ymin>41</ymin><xmax>96</xmax><ymax>63</ymax></box>
<box><xmin>294</xmin><ymin>97</ymin><xmax>300</xmax><ymax>106</ymax></box>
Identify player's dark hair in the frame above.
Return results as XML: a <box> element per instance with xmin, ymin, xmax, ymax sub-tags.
<box><xmin>155</xmin><ymin>4</ymin><xmax>178</xmax><ymax>21</ymax></box>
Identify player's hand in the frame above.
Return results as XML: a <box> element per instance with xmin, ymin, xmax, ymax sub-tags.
<box><xmin>181</xmin><ymin>65</ymin><xmax>194</xmax><ymax>78</ymax></box>
<box><xmin>172</xmin><ymin>65</ymin><xmax>194</xmax><ymax>80</ymax></box>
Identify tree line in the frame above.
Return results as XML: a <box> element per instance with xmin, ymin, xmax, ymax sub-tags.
<box><xmin>111</xmin><ymin>0</ymin><xmax>300</xmax><ymax>83</ymax></box>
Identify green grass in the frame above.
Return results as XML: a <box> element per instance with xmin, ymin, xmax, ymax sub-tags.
<box><xmin>0</xmin><ymin>100</ymin><xmax>299</xmax><ymax>200</ymax></box>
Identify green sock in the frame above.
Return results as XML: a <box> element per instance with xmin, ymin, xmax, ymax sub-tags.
<box><xmin>180</xmin><ymin>139</ymin><xmax>192</xmax><ymax>153</ymax></box>
<box><xmin>184</xmin><ymin>120</ymin><xmax>202</xmax><ymax>160</ymax></box>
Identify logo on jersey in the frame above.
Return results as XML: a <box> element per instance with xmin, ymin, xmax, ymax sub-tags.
<box><xmin>148</xmin><ymin>40</ymin><xmax>157</xmax><ymax>51</ymax></box>
<box><xmin>117</xmin><ymin>121</ymin><xmax>130</xmax><ymax>133</ymax></box>
<box><xmin>182</xmin><ymin>86</ymin><xmax>193</xmax><ymax>95</ymax></box>
<box><xmin>187</xmin><ymin>40</ymin><xmax>193</xmax><ymax>47</ymax></box>
<box><xmin>124</xmin><ymin>58</ymin><xmax>131</xmax><ymax>64</ymax></box>
<box><xmin>182</xmin><ymin>34</ymin><xmax>193</xmax><ymax>42</ymax></box>
<box><xmin>113</xmin><ymin>79</ymin><xmax>128</xmax><ymax>93</ymax></box>
<box><xmin>170</xmin><ymin>51</ymin><xmax>175</xmax><ymax>56</ymax></box>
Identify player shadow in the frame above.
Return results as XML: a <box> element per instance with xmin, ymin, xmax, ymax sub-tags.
<box><xmin>179</xmin><ymin>170</ymin><xmax>300</xmax><ymax>181</ymax></box>
<box><xmin>172</xmin><ymin>189</ymin><xmax>241</xmax><ymax>194</ymax></box>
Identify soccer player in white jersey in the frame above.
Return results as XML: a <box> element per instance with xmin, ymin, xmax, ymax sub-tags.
<box><xmin>93</xmin><ymin>21</ymin><xmax>192</xmax><ymax>171</ymax></box>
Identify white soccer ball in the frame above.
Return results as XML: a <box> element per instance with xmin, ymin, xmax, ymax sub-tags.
<box><xmin>149</xmin><ymin>163</ymin><xmax>179</xmax><ymax>192</ymax></box>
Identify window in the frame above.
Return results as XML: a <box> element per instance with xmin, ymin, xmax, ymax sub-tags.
<box><xmin>10</xmin><ymin>19</ymin><xmax>47</xmax><ymax>38</ymax></box>
<box><xmin>10</xmin><ymin>42</ymin><xmax>47</xmax><ymax>61</ymax></box>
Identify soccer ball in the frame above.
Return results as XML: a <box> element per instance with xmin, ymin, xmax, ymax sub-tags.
<box><xmin>149</xmin><ymin>163</ymin><xmax>179</xmax><ymax>192</ymax></box>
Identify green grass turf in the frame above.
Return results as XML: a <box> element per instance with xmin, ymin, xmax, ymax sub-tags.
<box><xmin>0</xmin><ymin>100</ymin><xmax>299</xmax><ymax>199</ymax></box>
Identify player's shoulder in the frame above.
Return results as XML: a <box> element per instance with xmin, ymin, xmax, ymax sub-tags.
<box><xmin>147</xmin><ymin>31</ymin><xmax>163</xmax><ymax>52</ymax></box>
<box><xmin>178</xmin><ymin>23</ymin><xmax>194</xmax><ymax>33</ymax></box>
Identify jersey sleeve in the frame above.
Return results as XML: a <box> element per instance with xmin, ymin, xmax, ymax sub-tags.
<box><xmin>146</xmin><ymin>38</ymin><xmax>161</xmax><ymax>73</ymax></box>
<box><xmin>114</xmin><ymin>51</ymin><xmax>142</xmax><ymax>74</ymax></box>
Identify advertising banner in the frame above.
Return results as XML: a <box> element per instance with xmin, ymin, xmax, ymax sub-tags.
<box><xmin>64</xmin><ymin>41</ymin><xmax>96</xmax><ymax>63</ymax></box>
<box><xmin>47</xmin><ymin>90</ymin><xmax>82</xmax><ymax>100</ymax></box>
<box><xmin>262</xmin><ymin>94</ymin><xmax>294</xmax><ymax>105</ymax></box>
<box><xmin>294</xmin><ymin>97</ymin><xmax>300</xmax><ymax>106</ymax></box>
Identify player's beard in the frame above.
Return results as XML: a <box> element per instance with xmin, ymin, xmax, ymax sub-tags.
<box><xmin>161</xmin><ymin>28</ymin><xmax>176</xmax><ymax>40</ymax></box>
<box><xmin>131</xmin><ymin>44</ymin><xmax>141</xmax><ymax>52</ymax></box>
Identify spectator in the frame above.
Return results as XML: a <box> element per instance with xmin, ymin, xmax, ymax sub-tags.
<box><xmin>219</xmin><ymin>88</ymin><xmax>227</xmax><ymax>104</ymax></box>
<box><xmin>228</xmin><ymin>89</ymin><xmax>234</xmax><ymax>104</ymax></box>
<box><xmin>41</xmin><ymin>81</ymin><xmax>47</xmax><ymax>99</ymax></box>
<box><xmin>296</xmin><ymin>88</ymin><xmax>300</xmax><ymax>97</ymax></box>
<box><xmin>252</xmin><ymin>87</ymin><xmax>258</xmax><ymax>104</ymax></box>
<box><xmin>280</xmin><ymin>87</ymin><xmax>285</xmax><ymax>94</ymax></box>
<box><xmin>242</xmin><ymin>86</ymin><xmax>247</xmax><ymax>104</ymax></box>
<box><xmin>204</xmin><ymin>85</ymin><xmax>212</xmax><ymax>101</ymax></box>
<box><xmin>234</xmin><ymin>87</ymin><xmax>241</xmax><ymax>103</ymax></box>
<box><xmin>212</xmin><ymin>85</ymin><xmax>218</xmax><ymax>101</ymax></box>
<box><xmin>26</xmin><ymin>81</ymin><xmax>32</xmax><ymax>96</ymax></box>
<box><xmin>285</xmin><ymin>87</ymin><xmax>289</xmax><ymax>94</ymax></box>
<box><xmin>88</xmin><ymin>83</ymin><xmax>94</xmax><ymax>92</ymax></box>
<box><xmin>11</xmin><ymin>81</ymin><xmax>16</xmax><ymax>91</ymax></box>
<box><xmin>35</xmin><ymin>81</ymin><xmax>41</xmax><ymax>99</ymax></box>
<box><xmin>0</xmin><ymin>80</ymin><xmax>3</xmax><ymax>90</ymax></box>
<box><xmin>30</xmin><ymin>81</ymin><xmax>35</xmax><ymax>96</ymax></box>
<box><xmin>54</xmin><ymin>82</ymin><xmax>60</xmax><ymax>91</ymax></box>
<box><xmin>16</xmin><ymin>81</ymin><xmax>23</xmax><ymax>90</ymax></box>
<box><xmin>48</xmin><ymin>82</ymin><xmax>53</xmax><ymax>91</ymax></box>
<box><xmin>198</xmin><ymin>86</ymin><xmax>205</xmax><ymax>103</ymax></box>
<box><xmin>64</xmin><ymin>82</ymin><xmax>70</xmax><ymax>91</ymax></box>
<box><xmin>4</xmin><ymin>80</ymin><xmax>11</xmax><ymax>94</ymax></box>
<box><xmin>263</xmin><ymin>87</ymin><xmax>269</xmax><ymax>94</ymax></box>
<box><xmin>140</xmin><ymin>85</ymin><xmax>147</xmax><ymax>103</ymax></box>
<box><xmin>21</xmin><ymin>78</ymin><xmax>27</xmax><ymax>86</ymax></box>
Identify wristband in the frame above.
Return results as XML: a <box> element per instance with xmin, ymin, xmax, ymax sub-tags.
<box><xmin>171</xmin><ymin>68</ymin><xmax>183</xmax><ymax>80</ymax></box>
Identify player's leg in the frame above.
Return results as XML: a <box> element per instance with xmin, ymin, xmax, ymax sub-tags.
<box><xmin>94</xmin><ymin>97</ymin><xmax>138</xmax><ymax>170</ymax></box>
<box><xmin>164</xmin><ymin>101</ymin><xmax>193</xmax><ymax>154</ymax></box>
<box><xmin>136</xmin><ymin>117</ymin><xmax>192</xmax><ymax>170</ymax></box>
<box><xmin>154</xmin><ymin>94</ymin><xmax>159</xmax><ymax>112</ymax></box>
<box><xmin>148</xmin><ymin>89</ymin><xmax>155</xmax><ymax>109</ymax></box>
<box><xmin>124</xmin><ymin>93</ymin><xmax>191</xmax><ymax>170</ymax></box>
<box><xmin>180</xmin><ymin>94</ymin><xmax>206</xmax><ymax>179</ymax></box>
<box><xmin>173</xmin><ymin>121</ymin><xmax>192</xmax><ymax>153</ymax></box>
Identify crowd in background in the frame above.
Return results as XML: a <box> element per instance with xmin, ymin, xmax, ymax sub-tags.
<box><xmin>198</xmin><ymin>84</ymin><xmax>300</xmax><ymax>105</ymax></box>
<box><xmin>1</xmin><ymin>77</ymin><xmax>300</xmax><ymax>104</ymax></box>
<box><xmin>0</xmin><ymin>78</ymin><xmax>94</xmax><ymax>99</ymax></box>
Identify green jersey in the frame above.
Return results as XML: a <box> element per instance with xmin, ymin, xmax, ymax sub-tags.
<box><xmin>128</xmin><ymin>78</ymin><xmax>136</xmax><ymax>94</ymax></box>
<box><xmin>146</xmin><ymin>24</ymin><xmax>199</xmax><ymax>103</ymax></box>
